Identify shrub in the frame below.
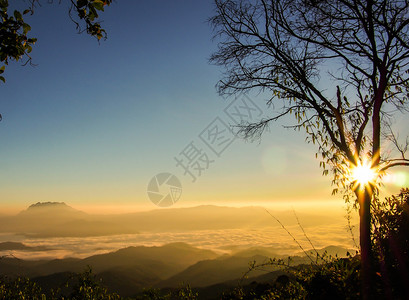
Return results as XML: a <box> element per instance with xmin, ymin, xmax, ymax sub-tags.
<box><xmin>0</xmin><ymin>276</ymin><xmax>45</xmax><ymax>300</ymax></box>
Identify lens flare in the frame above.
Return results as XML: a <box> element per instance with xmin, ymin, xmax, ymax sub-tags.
<box><xmin>351</xmin><ymin>161</ymin><xmax>377</xmax><ymax>187</ymax></box>
<box><xmin>384</xmin><ymin>172</ymin><xmax>408</xmax><ymax>187</ymax></box>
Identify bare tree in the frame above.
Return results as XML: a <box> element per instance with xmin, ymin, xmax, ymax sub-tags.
<box><xmin>210</xmin><ymin>0</ymin><xmax>409</xmax><ymax>298</ymax></box>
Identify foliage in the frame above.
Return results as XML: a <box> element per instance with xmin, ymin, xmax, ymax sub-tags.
<box><xmin>210</xmin><ymin>0</ymin><xmax>409</xmax><ymax>191</ymax></box>
<box><xmin>372</xmin><ymin>188</ymin><xmax>409</xmax><ymax>245</ymax></box>
<box><xmin>0</xmin><ymin>0</ymin><xmax>36</xmax><ymax>83</ymax></box>
<box><xmin>371</xmin><ymin>188</ymin><xmax>409</xmax><ymax>299</ymax></box>
<box><xmin>136</xmin><ymin>288</ymin><xmax>166</xmax><ymax>300</ymax></box>
<box><xmin>0</xmin><ymin>269</ymin><xmax>200</xmax><ymax>300</ymax></box>
<box><xmin>172</xmin><ymin>283</ymin><xmax>198</xmax><ymax>300</ymax></box>
<box><xmin>210</xmin><ymin>1</ymin><xmax>409</xmax><ymax>296</ymax></box>
<box><xmin>0</xmin><ymin>268</ymin><xmax>120</xmax><ymax>300</ymax></box>
<box><xmin>69</xmin><ymin>267</ymin><xmax>120</xmax><ymax>300</ymax></box>
<box><xmin>293</xmin><ymin>255</ymin><xmax>361</xmax><ymax>300</ymax></box>
<box><xmin>0</xmin><ymin>235</ymin><xmax>407</xmax><ymax>300</ymax></box>
<box><xmin>221</xmin><ymin>188</ymin><xmax>409</xmax><ymax>300</ymax></box>
<box><xmin>0</xmin><ymin>276</ymin><xmax>45</xmax><ymax>299</ymax></box>
<box><xmin>0</xmin><ymin>0</ymin><xmax>112</xmax><ymax>83</ymax></box>
<box><xmin>69</xmin><ymin>0</ymin><xmax>113</xmax><ymax>40</ymax></box>
<box><xmin>135</xmin><ymin>284</ymin><xmax>198</xmax><ymax>300</ymax></box>
<box><xmin>223</xmin><ymin>252</ymin><xmax>361</xmax><ymax>300</ymax></box>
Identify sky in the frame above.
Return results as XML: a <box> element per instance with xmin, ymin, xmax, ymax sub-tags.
<box><xmin>0</xmin><ymin>0</ymin><xmax>408</xmax><ymax>215</ymax></box>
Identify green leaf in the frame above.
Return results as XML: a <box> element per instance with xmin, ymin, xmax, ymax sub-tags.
<box><xmin>13</xmin><ymin>10</ymin><xmax>22</xmax><ymax>20</ymax></box>
<box><xmin>88</xmin><ymin>5</ymin><xmax>98</xmax><ymax>20</ymax></box>
<box><xmin>0</xmin><ymin>76</ymin><xmax>5</xmax><ymax>83</ymax></box>
<box><xmin>22</xmin><ymin>23</ymin><xmax>31</xmax><ymax>34</ymax></box>
<box><xmin>92</xmin><ymin>0</ymin><xmax>105</xmax><ymax>11</ymax></box>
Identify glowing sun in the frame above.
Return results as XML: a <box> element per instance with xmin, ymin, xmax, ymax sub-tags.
<box><xmin>351</xmin><ymin>161</ymin><xmax>377</xmax><ymax>186</ymax></box>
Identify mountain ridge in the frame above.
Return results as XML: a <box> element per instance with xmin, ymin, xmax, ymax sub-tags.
<box><xmin>0</xmin><ymin>202</ymin><xmax>346</xmax><ymax>238</ymax></box>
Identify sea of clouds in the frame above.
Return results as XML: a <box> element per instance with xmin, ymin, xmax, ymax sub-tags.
<box><xmin>0</xmin><ymin>222</ymin><xmax>358</xmax><ymax>260</ymax></box>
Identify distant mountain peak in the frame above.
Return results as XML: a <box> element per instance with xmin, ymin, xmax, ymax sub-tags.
<box><xmin>28</xmin><ymin>202</ymin><xmax>69</xmax><ymax>209</ymax></box>
<box><xmin>20</xmin><ymin>202</ymin><xmax>85</xmax><ymax>216</ymax></box>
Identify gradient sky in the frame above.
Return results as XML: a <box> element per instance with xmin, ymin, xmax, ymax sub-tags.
<box><xmin>1</xmin><ymin>0</ymin><xmax>407</xmax><ymax>214</ymax></box>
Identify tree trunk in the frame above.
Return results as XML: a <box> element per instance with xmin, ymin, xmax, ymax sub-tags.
<box><xmin>357</xmin><ymin>187</ymin><xmax>373</xmax><ymax>300</ymax></box>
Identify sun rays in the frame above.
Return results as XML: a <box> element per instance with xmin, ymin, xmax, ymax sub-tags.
<box><xmin>352</xmin><ymin>161</ymin><xmax>377</xmax><ymax>187</ymax></box>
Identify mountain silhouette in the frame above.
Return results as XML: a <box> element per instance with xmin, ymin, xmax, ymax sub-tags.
<box><xmin>0</xmin><ymin>243</ymin><xmax>353</xmax><ymax>298</ymax></box>
<box><xmin>0</xmin><ymin>242</ymin><xmax>218</xmax><ymax>278</ymax></box>
<box><xmin>1</xmin><ymin>202</ymin><xmax>137</xmax><ymax>237</ymax></box>
<box><xmin>157</xmin><ymin>254</ymin><xmax>272</xmax><ymax>288</ymax></box>
<box><xmin>0</xmin><ymin>242</ymin><xmax>52</xmax><ymax>251</ymax></box>
<box><xmin>0</xmin><ymin>203</ymin><xmax>344</xmax><ymax>237</ymax></box>
<box><xmin>25</xmin><ymin>202</ymin><xmax>80</xmax><ymax>211</ymax></box>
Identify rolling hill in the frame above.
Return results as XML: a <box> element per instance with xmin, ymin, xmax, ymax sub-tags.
<box><xmin>0</xmin><ymin>242</ymin><xmax>353</xmax><ymax>298</ymax></box>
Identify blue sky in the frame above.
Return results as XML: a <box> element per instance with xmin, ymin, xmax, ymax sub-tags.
<box><xmin>0</xmin><ymin>0</ymin><xmax>407</xmax><ymax>214</ymax></box>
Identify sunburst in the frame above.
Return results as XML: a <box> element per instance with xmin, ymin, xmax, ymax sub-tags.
<box><xmin>351</xmin><ymin>160</ymin><xmax>377</xmax><ymax>188</ymax></box>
